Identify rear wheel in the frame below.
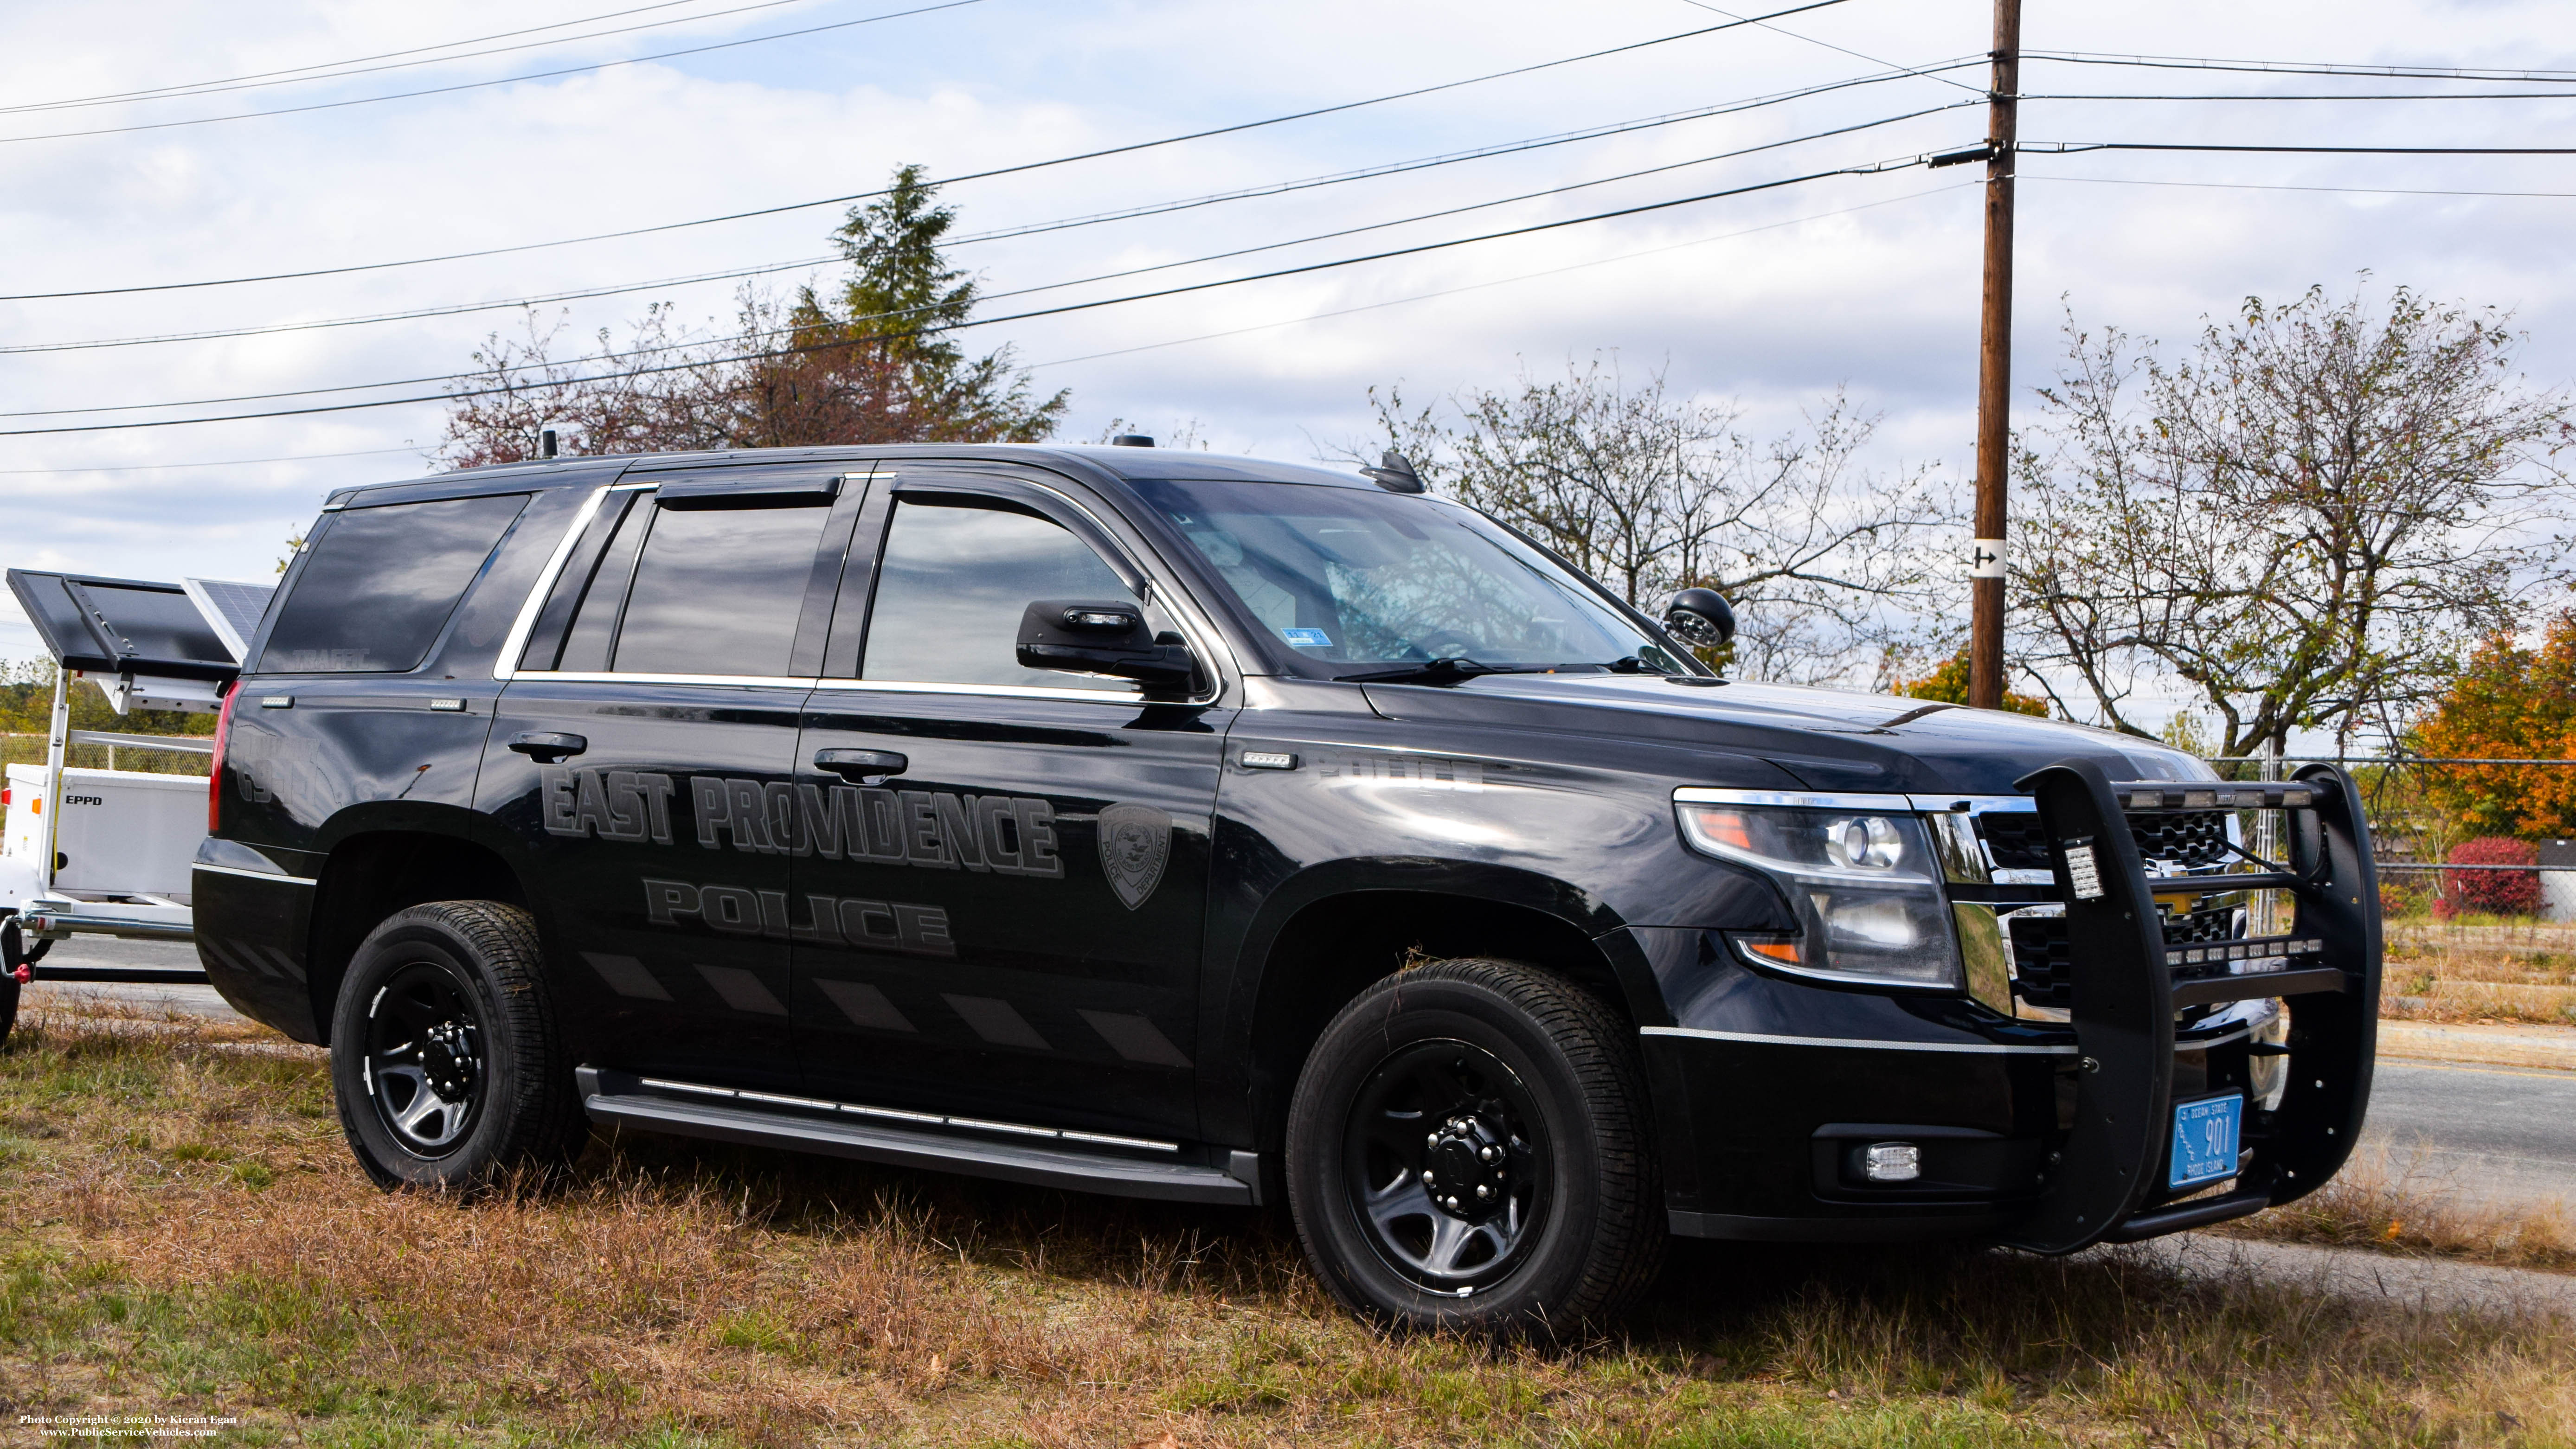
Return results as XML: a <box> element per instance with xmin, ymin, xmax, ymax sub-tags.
<box><xmin>330</xmin><ymin>901</ymin><xmax>584</xmax><ymax>1191</ymax></box>
<box><xmin>1285</xmin><ymin>958</ymin><xmax>1664</xmax><ymax>1334</ymax></box>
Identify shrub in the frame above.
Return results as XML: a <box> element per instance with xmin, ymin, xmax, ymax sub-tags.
<box><xmin>2434</xmin><ymin>836</ymin><xmax>2543</xmax><ymax>918</ymax></box>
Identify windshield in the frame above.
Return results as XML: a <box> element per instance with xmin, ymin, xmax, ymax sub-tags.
<box><xmin>1129</xmin><ymin>477</ymin><xmax>1690</xmax><ymax>675</ymax></box>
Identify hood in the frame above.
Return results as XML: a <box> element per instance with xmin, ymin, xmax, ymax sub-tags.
<box><xmin>1358</xmin><ymin>673</ymin><xmax>2216</xmax><ymax>797</ymax></box>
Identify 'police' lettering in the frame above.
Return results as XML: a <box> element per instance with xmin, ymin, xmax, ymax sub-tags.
<box><xmin>642</xmin><ymin>877</ymin><xmax>954</xmax><ymax>957</ymax></box>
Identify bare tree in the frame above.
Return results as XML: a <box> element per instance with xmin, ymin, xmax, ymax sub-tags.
<box><xmin>1352</xmin><ymin>358</ymin><xmax>1963</xmax><ymax>686</ymax></box>
<box><xmin>2011</xmin><ymin>284</ymin><xmax>2572</xmax><ymax>757</ymax></box>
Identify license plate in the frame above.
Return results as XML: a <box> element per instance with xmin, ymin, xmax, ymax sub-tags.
<box><xmin>2170</xmin><ymin>1094</ymin><xmax>2244</xmax><ymax>1190</ymax></box>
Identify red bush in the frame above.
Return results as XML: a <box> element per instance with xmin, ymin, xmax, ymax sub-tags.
<box><xmin>2434</xmin><ymin>836</ymin><xmax>2544</xmax><ymax>919</ymax></box>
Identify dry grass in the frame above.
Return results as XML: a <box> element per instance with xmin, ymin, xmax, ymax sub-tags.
<box><xmin>0</xmin><ymin>1010</ymin><xmax>2571</xmax><ymax>1447</ymax></box>
<box><xmin>2219</xmin><ymin>1142</ymin><xmax>2576</xmax><ymax>1275</ymax></box>
<box><xmin>2383</xmin><ymin>918</ymin><xmax>2576</xmax><ymax>1026</ymax></box>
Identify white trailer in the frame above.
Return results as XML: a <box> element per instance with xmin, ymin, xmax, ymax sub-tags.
<box><xmin>0</xmin><ymin>569</ymin><xmax>273</xmax><ymax>1040</ymax></box>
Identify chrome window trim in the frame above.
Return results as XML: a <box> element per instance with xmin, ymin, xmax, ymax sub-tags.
<box><xmin>503</xmin><ymin>670</ymin><xmax>818</xmax><ymax>690</ymax></box>
<box><xmin>863</xmin><ymin>469</ymin><xmax>1236</xmax><ymax>706</ymax></box>
<box><xmin>493</xmin><ymin>474</ymin><xmax>867</xmax><ymax>685</ymax></box>
<box><xmin>1640</xmin><ymin>1025</ymin><xmax>2077</xmax><ymax>1056</ymax></box>
<box><xmin>491</xmin><ymin>483</ymin><xmax>615</xmax><ymax>682</ymax></box>
<box><xmin>813</xmin><ymin>678</ymin><xmax>1184</xmax><ymax>706</ymax></box>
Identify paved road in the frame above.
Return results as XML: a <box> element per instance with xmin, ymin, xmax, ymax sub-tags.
<box><xmin>2361</xmin><ymin>1058</ymin><xmax>2576</xmax><ymax>1211</ymax></box>
<box><xmin>17</xmin><ymin>941</ymin><xmax>2576</xmax><ymax>1212</ymax></box>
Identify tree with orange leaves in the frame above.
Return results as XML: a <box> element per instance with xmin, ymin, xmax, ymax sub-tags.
<box><xmin>2413</xmin><ymin>610</ymin><xmax>2576</xmax><ymax>837</ymax></box>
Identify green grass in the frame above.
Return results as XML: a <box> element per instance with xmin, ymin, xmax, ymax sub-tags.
<box><xmin>0</xmin><ymin>1010</ymin><xmax>2568</xmax><ymax>1447</ymax></box>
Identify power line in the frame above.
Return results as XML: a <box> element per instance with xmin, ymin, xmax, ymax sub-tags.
<box><xmin>2025</xmin><ymin>51</ymin><xmax>2576</xmax><ymax>84</ymax></box>
<box><xmin>1</xmin><ymin>101</ymin><xmax>1970</xmax><ymax>358</ymax></box>
<box><xmin>1670</xmin><ymin>0</ymin><xmax>1986</xmax><ymax>95</ymax></box>
<box><xmin>20</xmin><ymin>182</ymin><xmax>1981</xmax><ymax>474</ymax></box>
<box><xmin>1027</xmin><ymin>180</ymin><xmax>1979</xmax><ymax>369</ymax></box>
<box><xmin>0</xmin><ymin>0</ymin><xmax>986</xmax><ymax>145</ymax></box>
<box><xmin>2033</xmin><ymin>174</ymin><xmax>2576</xmax><ymax>200</ymax></box>
<box><xmin>2029</xmin><ymin>141</ymin><xmax>2576</xmax><ymax>156</ymax></box>
<box><xmin>1</xmin><ymin>0</ymin><xmax>828</xmax><ymax>115</ymax></box>
<box><xmin>0</xmin><ymin>447</ymin><xmax>424</xmax><ymax>476</ymax></box>
<box><xmin>2027</xmin><ymin>90</ymin><xmax>2576</xmax><ymax>101</ymax></box>
<box><xmin>0</xmin><ymin>152</ymin><xmax>1933</xmax><ymax>437</ymax></box>
<box><xmin>0</xmin><ymin>0</ymin><xmax>1853</xmax><ymax>300</ymax></box>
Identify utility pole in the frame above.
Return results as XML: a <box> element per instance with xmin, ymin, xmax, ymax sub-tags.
<box><xmin>1967</xmin><ymin>0</ymin><xmax>2021</xmax><ymax>710</ymax></box>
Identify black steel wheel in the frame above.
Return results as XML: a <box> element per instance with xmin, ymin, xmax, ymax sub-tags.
<box><xmin>360</xmin><ymin>961</ymin><xmax>488</xmax><ymax>1156</ymax></box>
<box><xmin>330</xmin><ymin>901</ymin><xmax>584</xmax><ymax>1192</ymax></box>
<box><xmin>1286</xmin><ymin>958</ymin><xmax>1663</xmax><ymax>1334</ymax></box>
<box><xmin>1345</xmin><ymin>1039</ymin><xmax>1548</xmax><ymax>1292</ymax></box>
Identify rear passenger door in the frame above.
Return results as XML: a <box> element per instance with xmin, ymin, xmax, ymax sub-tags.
<box><xmin>479</xmin><ymin>466</ymin><xmax>865</xmax><ymax>1091</ymax></box>
<box><xmin>788</xmin><ymin>470</ymin><xmax>1232</xmax><ymax>1141</ymax></box>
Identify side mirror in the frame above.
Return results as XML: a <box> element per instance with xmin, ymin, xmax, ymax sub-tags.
<box><xmin>1015</xmin><ymin>599</ymin><xmax>1199</xmax><ymax>691</ymax></box>
<box><xmin>1662</xmin><ymin>588</ymin><xmax>1735</xmax><ymax>649</ymax></box>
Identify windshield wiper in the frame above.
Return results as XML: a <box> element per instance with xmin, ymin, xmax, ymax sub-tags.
<box><xmin>1335</xmin><ymin>657</ymin><xmax>1560</xmax><ymax>686</ymax></box>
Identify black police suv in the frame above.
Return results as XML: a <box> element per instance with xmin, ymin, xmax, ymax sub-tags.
<box><xmin>194</xmin><ymin>443</ymin><xmax>2381</xmax><ymax>1332</ymax></box>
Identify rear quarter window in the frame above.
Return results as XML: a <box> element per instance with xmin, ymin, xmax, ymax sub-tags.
<box><xmin>259</xmin><ymin>493</ymin><xmax>529</xmax><ymax>673</ymax></box>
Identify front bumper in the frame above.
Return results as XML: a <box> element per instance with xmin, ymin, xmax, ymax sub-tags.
<box><xmin>1625</xmin><ymin>761</ymin><xmax>2379</xmax><ymax>1249</ymax></box>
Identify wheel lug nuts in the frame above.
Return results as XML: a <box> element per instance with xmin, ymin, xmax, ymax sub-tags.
<box><xmin>1481</xmin><ymin>1146</ymin><xmax>1498</xmax><ymax>1162</ymax></box>
<box><xmin>1426</xmin><ymin>1133</ymin><xmax>1440</xmax><ymax>1148</ymax></box>
<box><xmin>1477</xmin><ymin>1185</ymin><xmax>1492</xmax><ymax>1199</ymax></box>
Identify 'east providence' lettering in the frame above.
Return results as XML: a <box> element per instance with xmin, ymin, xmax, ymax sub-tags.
<box><xmin>643</xmin><ymin>877</ymin><xmax>955</xmax><ymax>957</ymax></box>
<box><xmin>541</xmin><ymin>766</ymin><xmax>1061</xmax><ymax>878</ymax></box>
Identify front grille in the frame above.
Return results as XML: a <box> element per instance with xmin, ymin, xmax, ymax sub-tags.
<box><xmin>2006</xmin><ymin>899</ymin><xmax>2246</xmax><ymax>1009</ymax></box>
<box><xmin>1979</xmin><ymin>809</ymin><xmax>2232</xmax><ymax>872</ymax></box>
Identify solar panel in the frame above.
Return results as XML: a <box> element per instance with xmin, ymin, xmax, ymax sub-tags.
<box><xmin>181</xmin><ymin>577</ymin><xmax>276</xmax><ymax>663</ymax></box>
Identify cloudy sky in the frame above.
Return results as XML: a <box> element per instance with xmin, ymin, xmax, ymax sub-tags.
<box><xmin>2</xmin><ymin>0</ymin><xmax>2571</xmax><ymax>714</ymax></box>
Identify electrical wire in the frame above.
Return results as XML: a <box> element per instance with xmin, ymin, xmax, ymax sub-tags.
<box><xmin>0</xmin><ymin>0</ymin><xmax>832</xmax><ymax>115</ymax></box>
<box><xmin>1024</xmin><ymin>179</ymin><xmax>1978</xmax><ymax>369</ymax></box>
<box><xmin>2032</xmin><ymin>175</ymin><xmax>2576</xmax><ymax>201</ymax></box>
<box><xmin>1669</xmin><ymin>0</ymin><xmax>1985</xmax><ymax>95</ymax></box>
<box><xmin>2025</xmin><ymin>90</ymin><xmax>2576</xmax><ymax>102</ymax></box>
<box><xmin>0</xmin><ymin>0</ymin><xmax>1854</xmax><ymax>300</ymax></box>
<box><xmin>0</xmin><ymin>152</ymin><xmax>1931</xmax><ymax>437</ymax></box>
<box><xmin>0</xmin><ymin>101</ymin><xmax>1972</xmax><ymax>357</ymax></box>
<box><xmin>2028</xmin><ymin>141</ymin><xmax>2576</xmax><ymax>156</ymax></box>
<box><xmin>0</xmin><ymin>448</ymin><xmax>425</xmax><ymax>476</ymax></box>
<box><xmin>2025</xmin><ymin>51</ymin><xmax>2576</xmax><ymax>85</ymax></box>
<box><xmin>0</xmin><ymin>0</ymin><xmax>986</xmax><ymax>145</ymax></box>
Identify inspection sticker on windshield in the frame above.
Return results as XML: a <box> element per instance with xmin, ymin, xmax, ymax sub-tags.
<box><xmin>2170</xmin><ymin>1094</ymin><xmax>2243</xmax><ymax>1190</ymax></box>
<box><xmin>1280</xmin><ymin>628</ymin><xmax>1332</xmax><ymax>648</ymax></box>
<box><xmin>2062</xmin><ymin>840</ymin><xmax>2105</xmax><ymax>899</ymax></box>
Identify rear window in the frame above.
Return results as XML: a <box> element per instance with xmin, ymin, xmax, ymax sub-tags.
<box><xmin>259</xmin><ymin>494</ymin><xmax>528</xmax><ymax>673</ymax></box>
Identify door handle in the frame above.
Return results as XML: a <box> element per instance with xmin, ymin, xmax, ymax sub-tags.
<box><xmin>508</xmin><ymin>731</ymin><xmax>588</xmax><ymax>763</ymax></box>
<box><xmin>814</xmin><ymin>747</ymin><xmax>907</xmax><ymax>783</ymax></box>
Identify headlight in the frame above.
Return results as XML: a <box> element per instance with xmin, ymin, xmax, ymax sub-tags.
<box><xmin>1675</xmin><ymin>801</ymin><xmax>1964</xmax><ymax>990</ymax></box>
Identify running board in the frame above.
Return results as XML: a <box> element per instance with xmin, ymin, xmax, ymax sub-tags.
<box><xmin>575</xmin><ymin>1067</ymin><xmax>1258</xmax><ymax>1206</ymax></box>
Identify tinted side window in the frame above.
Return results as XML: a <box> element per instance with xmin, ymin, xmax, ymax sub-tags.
<box><xmin>609</xmin><ymin>503</ymin><xmax>831</xmax><ymax>677</ymax></box>
<box><xmin>861</xmin><ymin>496</ymin><xmax>1137</xmax><ymax>692</ymax></box>
<box><xmin>261</xmin><ymin>494</ymin><xmax>528</xmax><ymax>673</ymax></box>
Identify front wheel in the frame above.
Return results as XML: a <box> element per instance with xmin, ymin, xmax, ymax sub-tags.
<box><xmin>1285</xmin><ymin>958</ymin><xmax>1664</xmax><ymax>1334</ymax></box>
<box><xmin>330</xmin><ymin>901</ymin><xmax>585</xmax><ymax>1191</ymax></box>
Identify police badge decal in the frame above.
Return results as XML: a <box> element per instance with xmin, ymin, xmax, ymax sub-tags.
<box><xmin>1096</xmin><ymin>803</ymin><xmax>1173</xmax><ymax>910</ymax></box>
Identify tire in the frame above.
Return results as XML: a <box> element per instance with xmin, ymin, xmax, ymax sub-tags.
<box><xmin>1285</xmin><ymin>957</ymin><xmax>1665</xmax><ymax>1335</ymax></box>
<box><xmin>330</xmin><ymin>901</ymin><xmax>585</xmax><ymax>1192</ymax></box>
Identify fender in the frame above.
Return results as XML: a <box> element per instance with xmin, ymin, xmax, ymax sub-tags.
<box><xmin>1197</xmin><ymin>853</ymin><xmax>1644</xmax><ymax>1147</ymax></box>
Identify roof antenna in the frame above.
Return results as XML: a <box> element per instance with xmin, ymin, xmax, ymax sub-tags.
<box><xmin>1361</xmin><ymin>450</ymin><xmax>1425</xmax><ymax>494</ymax></box>
<box><xmin>1110</xmin><ymin>433</ymin><xmax>1155</xmax><ymax>448</ymax></box>
<box><xmin>538</xmin><ymin>421</ymin><xmax>564</xmax><ymax>459</ymax></box>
